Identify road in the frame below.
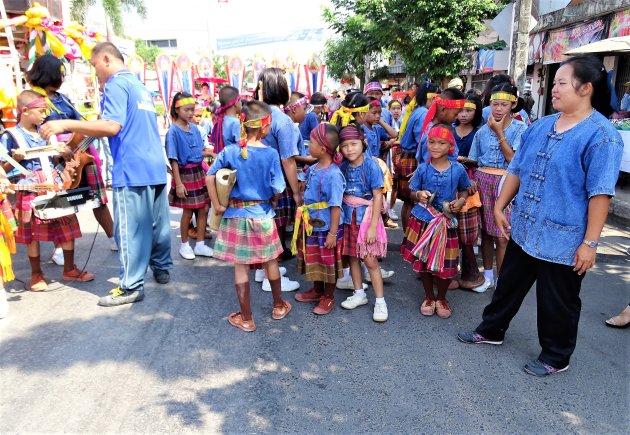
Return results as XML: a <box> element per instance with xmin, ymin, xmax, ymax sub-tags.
<box><xmin>1</xmin><ymin>199</ymin><xmax>628</xmax><ymax>433</ymax></box>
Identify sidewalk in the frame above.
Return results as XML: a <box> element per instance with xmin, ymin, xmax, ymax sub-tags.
<box><xmin>610</xmin><ymin>184</ymin><xmax>630</xmax><ymax>224</ymax></box>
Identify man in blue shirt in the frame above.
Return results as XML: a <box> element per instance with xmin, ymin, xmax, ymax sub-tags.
<box><xmin>40</xmin><ymin>42</ymin><xmax>173</xmax><ymax>307</ymax></box>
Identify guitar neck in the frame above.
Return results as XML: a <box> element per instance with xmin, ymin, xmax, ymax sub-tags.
<box><xmin>10</xmin><ymin>183</ymin><xmax>57</xmax><ymax>192</ymax></box>
<box><xmin>77</xmin><ymin>136</ymin><xmax>97</xmax><ymax>152</ymax></box>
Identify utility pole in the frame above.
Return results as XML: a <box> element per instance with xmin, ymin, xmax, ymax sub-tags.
<box><xmin>509</xmin><ymin>0</ymin><xmax>533</xmax><ymax>91</ymax></box>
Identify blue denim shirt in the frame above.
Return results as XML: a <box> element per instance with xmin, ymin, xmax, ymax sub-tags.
<box><xmin>468</xmin><ymin>120</ymin><xmax>526</xmax><ymax>169</ymax></box>
<box><xmin>340</xmin><ymin>157</ymin><xmax>384</xmax><ymax>225</ymax></box>
<box><xmin>399</xmin><ymin>106</ymin><xmax>428</xmax><ymax>153</ymax></box>
<box><xmin>507</xmin><ymin>111</ymin><xmax>622</xmax><ymax>265</ymax></box>
<box><xmin>303</xmin><ymin>163</ymin><xmax>346</xmax><ymax>232</ymax></box>
<box><xmin>410</xmin><ymin>161</ymin><xmax>471</xmax><ymax>222</ymax></box>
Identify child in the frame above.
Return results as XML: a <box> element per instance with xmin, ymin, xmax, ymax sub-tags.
<box><xmin>166</xmin><ymin>92</ymin><xmax>213</xmax><ymax>260</ymax></box>
<box><xmin>285</xmin><ymin>92</ymin><xmax>316</xmax><ymax>176</ymax></box>
<box><xmin>209</xmin><ymin>86</ymin><xmax>242</xmax><ymax>156</ymax></box>
<box><xmin>453</xmin><ymin>94</ymin><xmax>485</xmax><ymax>290</ymax></box>
<box><xmin>207</xmin><ymin>100</ymin><xmax>291</xmax><ymax>332</ymax></box>
<box><xmin>468</xmin><ymin>84</ymin><xmax>527</xmax><ymax>292</ymax></box>
<box><xmin>0</xmin><ymin>169</ymin><xmax>15</xmax><ymax>318</ymax></box>
<box><xmin>388</xmin><ymin>100</ymin><xmax>403</xmax><ymax>131</ymax></box>
<box><xmin>387</xmin><ymin>99</ymin><xmax>403</xmax><ymax>222</ymax></box>
<box><xmin>0</xmin><ymin>90</ymin><xmax>94</xmax><ymax>291</ymax></box>
<box><xmin>338</xmin><ymin>123</ymin><xmax>388</xmax><ymax>322</ymax></box>
<box><xmin>188</xmin><ymin>103</ymin><xmax>214</xmax><ymax>240</ymax></box>
<box><xmin>293</xmin><ymin>123</ymin><xmax>345</xmax><ymax>314</ymax></box>
<box><xmin>299</xmin><ymin>92</ymin><xmax>325</xmax><ymax>140</ymax></box>
<box><xmin>400</xmin><ymin>124</ymin><xmax>471</xmax><ymax>318</ymax></box>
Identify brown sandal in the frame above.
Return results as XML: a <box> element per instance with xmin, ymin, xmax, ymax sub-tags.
<box><xmin>228</xmin><ymin>312</ymin><xmax>256</xmax><ymax>332</ymax></box>
<box><xmin>62</xmin><ymin>266</ymin><xmax>95</xmax><ymax>282</ymax></box>
<box><xmin>30</xmin><ymin>273</ymin><xmax>48</xmax><ymax>292</ymax></box>
<box><xmin>272</xmin><ymin>301</ymin><xmax>292</xmax><ymax>320</ymax></box>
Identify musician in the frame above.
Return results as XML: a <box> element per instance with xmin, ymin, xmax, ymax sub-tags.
<box><xmin>26</xmin><ymin>54</ymin><xmax>116</xmax><ymax>258</ymax></box>
<box><xmin>40</xmin><ymin>42</ymin><xmax>173</xmax><ymax>308</ymax></box>
<box><xmin>0</xmin><ymin>90</ymin><xmax>95</xmax><ymax>291</ymax></box>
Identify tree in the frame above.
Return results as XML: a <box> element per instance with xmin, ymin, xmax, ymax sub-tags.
<box><xmin>134</xmin><ymin>39</ymin><xmax>158</xmax><ymax>65</ymax></box>
<box><xmin>70</xmin><ymin>0</ymin><xmax>147</xmax><ymax>37</ymax></box>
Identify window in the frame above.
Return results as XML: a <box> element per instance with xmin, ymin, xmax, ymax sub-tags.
<box><xmin>146</xmin><ymin>39</ymin><xmax>178</xmax><ymax>49</ymax></box>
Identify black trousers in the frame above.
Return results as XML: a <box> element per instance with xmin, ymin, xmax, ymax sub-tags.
<box><xmin>476</xmin><ymin>239</ymin><xmax>584</xmax><ymax>368</ymax></box>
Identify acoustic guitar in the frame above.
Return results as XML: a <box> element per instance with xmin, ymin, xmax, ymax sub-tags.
<box><xmin>58</xmin><ymin>133</ymin><xmax>97</xmax><ymax>190</ymax></box>
<box><xmin>9</xmin><ymin>183</ymin><xmax>59</xmax><ymax>193</ymax></box>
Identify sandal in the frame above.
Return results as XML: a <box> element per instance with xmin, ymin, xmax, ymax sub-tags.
<box><xmin>62</xmin><ymin>266</ymin><xmax>95</xmax><ymax>282</ymax></box>
<box><xmin>272</xmin><ymin>301</ymin><xmax>292</xmax><ymax>320</ymax></box>
<box><xmin>459</xmin><ymin>276</ymin><xmax>485</xmax><ymax>289</ymax></box>
<box><xmin>448</xmin><ymin>280</ymin><xmax>460</xmax><ymax>290</ymax></box>
<box><xmin>228</xmin><ymin>312</ymin><xmax>256</xmax><ymax>332</ymax></box>
<box><xmin>30</xmin><ymin>273</ymin><xmax>48</xmax><ymax>292</ymax></box>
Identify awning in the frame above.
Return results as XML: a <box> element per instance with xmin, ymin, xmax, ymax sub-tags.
<box><xmin>565</xmin><ymin>36</ymin><xmax>630</xmax><ymax>55</ymax></box>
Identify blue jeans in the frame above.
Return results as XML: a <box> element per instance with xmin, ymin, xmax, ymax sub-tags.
<box><xmin>113</xmin><ymin>184</ymin><xmax>173</xmax><ymax>290</ymax></box>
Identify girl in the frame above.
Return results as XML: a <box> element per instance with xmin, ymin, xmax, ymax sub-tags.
<box><xmin>459</xmin><ymin>55</ymin><xmax>622</xmax><ymax>377</ymax></box>
<box><xmin>401</xmin><ymin>124</ymin><xmax>470</xmax><ymax>318</ymax></box>
<box><xmin>207</xmin><ymin>100</ymin><xmax>292</xmax><ymax>332</ymax></box>
<box><xmin>468</xmin><ymin>84</ymin><xmax>527</xmax><ymax>292</ymax></box>
<box><xmin>453</xmin><ymin>94</ymin><xmax>485</xmax><ymax>290</ymax></box>
<box><xmin>166</xmin><ymin>92</ymin><xmax>213</xmax><ymax>260</ymax></box>
<box><xmin>338</xmin><ymin>124</ymin><xmax>388</xmax><ymax>322</ymax></box>
<box><xmin>387</xmin><ymin>99</ymin><xmax>403</xmax><ymax>221</ymax></box>
<box><xmin>0</xmin><ymin>169</ymin><xmax>15</xmax><ymax>318</ymax></box>
<box><xmin>292</xmin><ymin>123</ymin><xmax>345</xmax><ymax>315</ymax></box>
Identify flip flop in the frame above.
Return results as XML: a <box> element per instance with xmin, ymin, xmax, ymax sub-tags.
<box><xmin>62</xmin><ymin>267</ymin><xmax>95</xmax><ymax>282</ymax></box>
<box><xmin>272</xmin><ymin>301</ymin><xmax>292</xmax><ymax>320</ymax></box>
<box><xmin>228</xmin><ymin>312</ymin><xmax>256</xmax><ymax>332</ymax></box>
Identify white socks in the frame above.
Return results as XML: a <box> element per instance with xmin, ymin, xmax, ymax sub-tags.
<box><xmin>375</xmin><ymin>297</ymin><xmax>386</xmax><ymax>305</ymax></box>
<box><xmin>484</xmin><ymin>269</ymin><xmax>494</xmax><ymax>281</ymax></box>
<box><xmin>181</xmin><ymin>241</ymin><xmax>190</xmax><ymax>249</ymax></box>
<box><xmin>355</xmin><ymin>289</ymin><xmax>366</xmax><ymax>298</ymax></box>
<box><xmin>343</xmin><ymin>267</ymin><xmax>350</xmax><ymax>279</ymax></box>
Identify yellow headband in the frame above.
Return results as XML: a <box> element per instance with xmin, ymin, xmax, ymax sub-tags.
<box><xmin>175</xmin><ymin>97</ymin><xmax>196</xmax><ymax>108</ymax></box>
<box><xmin>464</xmin><ymin>102</ymin><xmax>477</xmax><ymax>109</ymax></box>
<box><xmin>427</xmin><ymin>93</ymin><xmax>438</xmax><ymax>100</ymax></box>
<box><xmin>490</xmin><ymin>92</ymin><xmax>517</xmax><ymax>102</ymax></box>
<box><xmin>330</xmin><ymin>105</ymin><xmax>370</xmax><ymax>127</ymax></box>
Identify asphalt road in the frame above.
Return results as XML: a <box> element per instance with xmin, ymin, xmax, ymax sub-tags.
<box><xmin>1</xmin><ymin>200</ymin><xmax>628</xmax><ymax>433</ymax></box>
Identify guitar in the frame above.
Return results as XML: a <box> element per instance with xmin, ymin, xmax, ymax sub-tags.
<box><xmin>57</xmin><ymin>133</ymin><xmax>97</xmax><ymax>190</ymax></box>
<box><xmin>9</xmin><ymin>183</ymin><xmax>60</xmax><ymax>193</ymax></box>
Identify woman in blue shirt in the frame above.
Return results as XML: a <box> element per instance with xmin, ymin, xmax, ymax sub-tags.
<box><xmin>458</xmin><ymin>56</ymin><xmax>623</xmax><ymax>377</ymax></box>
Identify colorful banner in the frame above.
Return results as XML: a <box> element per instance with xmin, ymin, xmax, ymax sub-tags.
<box><xmin>528</xmin><ymin>32</ymin><xmax>544</xmax><ymax>65</ymax></box>
<box><xmin>127</xmin><ymin>53</ymin><xmax>146</xmax><ymax>84</ymax></box>
<box><xmin>195</xmin><ymin>55</ymin><xmax>215</xmax><ymax>95</ymax></box>
<box><xmin>543</xmin><ymin>17</ymin><xmax>610</xmax><ymax>64</ymax></box>
<box><xmin>304</xmin><ymin>53</ymin><xmax>325</xmax><ymax>97</ymax></box>
<box><xmin>175</xmin><ymin>53</ymin><xmax>194</xmax><ymax>94</ymax></box>
<box><xmin>155</xmin><ymin>53</ymin><xmax>174</xmax><ymax>112</ymax></box>
<box><xmin>477</xmin><ymin>49</ymin><xmax>495</xmax><ymax>73</ymax></box>
<box><xmin>252</xmin><ymin>54</ymin><xmax>267</xmax><ymax>81</ymax></box>
<box><xmin>284</xmin><ymin>53</ymin><xmax>300</xmax><ymax>92</ymax></box>
<box><xmin>225</xmin><ymin>55</ymin><xmax>246</xmax><ymax>93</ymax></box>
<box><xmin>609</xmin><ymin>9</ymin><xmax>630</xmax><ymax>37</ymax></box>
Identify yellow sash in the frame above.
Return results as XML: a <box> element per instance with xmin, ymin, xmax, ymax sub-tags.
<box><xmin>0</xmin><ymin>211</ymin><xmax>15</xmax><ymax>282</ymax></box>
<box><xmin>290</xmin><ymin>201</ymin><xmax>328</xmax><ymax>255</ymax></box>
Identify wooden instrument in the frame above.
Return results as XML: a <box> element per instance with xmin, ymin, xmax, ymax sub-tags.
<box><xmin>58</xmin><ymin>133</ymin><xmax>97</xmax><ymax>190</ymax></box>
<box><xmin>10</xmin><ymin>183</ymin><xmax>59</xmax><ymax>193</ymax></box>
<box><xmin>209</xmin><ymin>168</ymin><xmax>237</xmax><ymax>231</ymax></box>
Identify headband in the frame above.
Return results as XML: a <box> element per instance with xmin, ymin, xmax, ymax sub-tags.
<box><xmin>311</xmin><ymin>123</ymin><xmax>342</xmax><ymax>164</ymax></box>
<box><xmin>364</xmin><ymin>82</ymin><xmax>383</xmax><ymax>94</ymax></box>
<box><xmin>369</xmin><ymin>100</ymin><xmax>382</xmax><ymax>108</ymax></box>
<box><xmin>389</xmin><ymin>100</ymin><xmax>402</xmax><ymax>108</ymax></box>
<box><xmin>426</xmin><ymin>92</ymin><xmax>438</xmax><ymax>100</ymax></box>
<box><xmin>339</xmin><ymin>125</ymin><xmax>364</xmax><ymax>142</ymax></box>
<box><xmin>464</xmin><ymin>102</ymin><xmax>477</xmax><ymax>109</ymax></box>
<box><xmin>419</xmin><ymin>95</ymin><xmax>466</xmax><ymax>141</ymax></box>
<box><xmin>428</xmin><ymin>126</ymin><xmax>455</xmax><ymax>146</ymax></box>
<box><xmin>17</xmin><ymin>96</ymin><xmax>48</xmax><ymax>122</ymax></box>
<box><xmin>211</xmin><ymin>95</ymin><xmax>241</xmax><ymax>154</ymax></box>
<box><xmin>239</xmin><ymin>114</ymin><xmax>272</xmax><ymax>159</ymax></box>
<box><xmin>490</xmin><ymin>92</ymin><xmax>518</xmax><ymax>102</ymax></box>
<box><xmin>175</xmin><ymin>97</ymin><xmax>196</xmax><ymax>108</ymax></box>
<box><xmin>215</xmin><ymin>96</ymin><xmax>240</xmax><ymax>116</ymax></box>
<box><xmin>284</xmin><ymin>97</ymin><xmax>312</xmax><ymax>113</ymax></box>
<box><xmin>330</xmin><ymin>105</ymin><xmax>370</xmax><ymax>127</ymax></box>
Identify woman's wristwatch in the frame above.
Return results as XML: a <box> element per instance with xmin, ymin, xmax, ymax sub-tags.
<box><xmin>583</xmin><ymin>240</ymin><xmax>599</xmax><ymax>248</ymax></box>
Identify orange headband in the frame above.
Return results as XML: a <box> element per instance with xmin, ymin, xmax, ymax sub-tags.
<box><xmin>428</xmin><ymin>126</ymin><xmax>455</xmax><ymax>145</ymax></box>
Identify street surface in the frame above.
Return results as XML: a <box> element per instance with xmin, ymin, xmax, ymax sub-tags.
<box><xmin>1</xmin><ymin>198</ymin><xmax>628</xmax><ymax>433</ymax></box>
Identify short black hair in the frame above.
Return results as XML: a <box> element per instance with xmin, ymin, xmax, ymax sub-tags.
<box><xmin>170</xmin><ymin>92</ymin><xmax>194</xmax><ymax>120</ymax></box>
<box><xmin>91</xmin><ymin>42</ymin><xmax>124</xmax><ymax>62</ymax></box>
<box><xmin>310</xmin><ymin>92</ymin><xmax>327</xmax><ymax>106</ymax></box>
<box><xmin>201</xmin><ymin>83</ymin><xmax>210</xmax><ymax>89</ymax></box>
<box><xmin>415</xmin><ymin>83</ymin><xmax>440</xmax><ymax>106</ymax></box>
<box><xmin>289</xmin><ymin>91</ymin><xmax>305</xmax><ymax>104</ymax></box>
<box><xmin>481</xmin><ymin>74</ymin><xmax>513</xmax><ymax>107</ymax></box>
<box><xmin>489</xmin><ymin>83</ymin><xmax>522</xmax><ymax>113</ymax></box>
<box><xmin>241</xmin><ymin>100</ymin><xmax>272</xmax><ymax>134</ymax></box>
<box><xmin>454</xmin><ymin>93</ymin><xmax>483</xmax><ymax>128</ymax></box>
<box><xmin>26</xmin><ymin>54</ymin><xmax>65</xmax><ymax>89</ymax></box>
<box><xmin>219</xmin><ymin>86</ymin><xmax>239</xmax><ymax>106</ymax></box>
<box><xmin>255</xmin><ymin>68</ymin><xmax>289</xmax><ymax>106</ymax></box>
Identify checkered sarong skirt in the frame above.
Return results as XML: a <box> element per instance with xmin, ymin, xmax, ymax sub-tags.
<box><xmin>274</xmin><ymin>183</ymin><xmax>296</xmax><ymax>228</ymax></box>
<box><xmin>168</xmin><ymin>163</ymin><xmax>209</xmax><ymax>209</ymax></box>
<box><xmin>297</xmin><ymin>227</ymin><xmax>343</xmax><ymax>284</ymax></box>
<box><xmin>14</xmin><ymin>171</ymin><xmax>81</xmax><ymax>245</ymax></box>
<box><xmin>457</xmin><ymin>207</ymin><xmax>480</xmax><ymax>245</ymax></box>
<box><xmin>473</xmin><ymin>170</ymin><xmax>511</xmax><ymax>238</ymax></box>
<box><xmin>400</xmin><ymin>215</ymin><xmax>459</xmax><ymax>279</ymax></box>
<box><xmin>81</xmin><ymin>161</ymin><xmax>107</xmax><ymax>204</ymax></box>
<box><xmin>394</xmin><ymin>151</ymin><xmax>417</xmax><ymax>202</ymax></box>
<box><xmin>213</xmin><ymin>217</ymin><xmax>283</xmax><ymax>264</ymax></box>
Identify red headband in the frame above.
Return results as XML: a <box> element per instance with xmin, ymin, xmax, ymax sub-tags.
<box><xmin>369</xmin><ymin>100</ymin><xmax>381</xmax><ymax>108</ymax></box>
<box><xmin>428</xmin><ymin>126</ymin><xmax>455</xmax><ymax>145</ymax></box>
<box><xmin>339</xmin><ymin>125</ymin><xmax>364</xmax><ymax>142</ymax></box>
<box><xmin>311</xmin><ymin>123</ymin><xmax>342</xmax><ymax>164</ymax></box>
<box><xmin>215</xmin><ymin>96</ymin><xmax>240</xmax><ymax>116</ymax></box>
<box><xmin>419</xmin><ymin>95</ymin><xmax>466</xmax><ymax>142</ymax></box>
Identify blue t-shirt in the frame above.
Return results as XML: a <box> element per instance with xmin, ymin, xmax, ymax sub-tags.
<box><xmin>262</xmin><ymin>105</ymin><xmax>298</xmax><ymax>160</ymax></box>
<box><xmin>453</xmin><ymin>126</ymin><xmax>479</xmax><ymax>158</ymax></box>
<box><xmin>340</xmin><ymin>157</ymin><xmax>384</xmax><ymax>225</ymax></box>
<box><xmin>165</xmin><ymin>123</ymin><xmax>204</xmax><ymax>165</ymax></box>
<box><xmin>399</xmin><ymin>106</ymin><xmax>428</xmax><ymax>153</ymax></box>
<box><xmin>362</xmin><ymin>124</ymin><xmax>390</xmax><ymax>158</ymax></box>
<box><xmin>381</xmin><ymin>107</ymin><xmax>393</xmax><ymax>127</ymax></box>
<box><xmin>414</xmin><ymin>120</ymin><xmax>460</xmax><ymax>164</ymax></box>
<box><xmin>101</xmin><ymin>70</ymin><xmax>166</xmax><ymax>187</ymax></box>
<box><xmin>222</xmin><ymin>115</ymin><xmax>241</xmax><ymax>148</ymax></box>
<box><xmin>208</xmin><ymin>145</ymin><xmax>286</xmax><ymax>218</ymax></box>
<box><xmin>299</xmin><ymin>111</ymin><xmax>319</xmax><ymax>141</ymax></box>
<box><xmin>468</xmin><ymin>120</ymin><xmax>526</xmax><ymax>169</ymax></box>
<box><xmin>410</xmin><ymin>161</ymin><xmax>471</xmax><ymax>222</ymax></box>
<box><xmin>0</xmin><ymin>125</ymin><xmax>49</xmax><ymax>172</ymax></box>
<box><xmin>302</xmin><ymin>163</ymin><xmax>346</xmax><ymax>232</ymax></box>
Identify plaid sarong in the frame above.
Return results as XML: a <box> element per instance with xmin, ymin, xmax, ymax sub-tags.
<box><xmin>213</xmin><ymin>217</ymin><xmax>283</xmax><ymax>264</ymax></box>
<box><xmin>297</xmin><ymin>227</ymin><xmax>344</xmax><ymax>284</ymax></box>
<box><xmin>394</xmin><ymin>151</ymin><xmax>417</xmax><ymax>202</ymax></box>
<box><xmin>274</xmin><ymin>183</ymin><xmax>296</xmax><ymax>227</ymax></box>
<box><xmin>401</xmin><ymin>215</ymin><xmax>459</xmax><ymax>279</ymax></box>
<box><xmin>81</xmin><ymin>162</ymin><xmax>107</xmax><ymax>204</ymax></box>
<box><xmin>168</xmin><ymin>163</ymin><xmax>209</xmax><ymax>209</ymax></box>
<box><xmin>474</xmin><ymin>170</ymin><xmax>511</xmax><ymax>238</ymax></box>
<box><xmin>457</xmin><ymin>207</ymin><xmax>480</xmax><ymax>245</ymax></box>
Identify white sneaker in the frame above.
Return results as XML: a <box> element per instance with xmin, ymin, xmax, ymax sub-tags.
<box><xmin>472</xmin><ymin>279</ymin><xmax>493</xmax><ymax>293</ymax></box>
<box><xmin>254</xmin><ymin>267</ymin><xmax>287</xmax><ymax>282</ymax></box>
<box><xmin>336</xmin><ymin>276</ymin><xmax>368</xmax><ymax>290</ymax></box>
<box><xmin>51</xmin><ymin>248</ymin><xmax>64</xmax><ymax>266</ymax></box>
<box><xmin>388</xmin><ymin>209</ymin><xmax>399</xmax><ymax>221</ymax></box>
<box><xmin>364</xmin><ymin>269</ymin><xmax>395</xmax><ymax>283</ymax></box>
<box><xmin>193</xmin><ymin>243</ymin><xmax>214</xmax><ymax>257</ymax></box>
<box><xmin>341</xmin><ymin>292</ymin><xmax>369</xmax><ymax>309</ymax></box>
<box><xmin>262</xmin><ymin>276</ymin><xmax>300</xmax><ymax>292</ymax></box>
<box><xmin>0</xmin><ymin>288</ymin><xmax>8</xmax><ymax>319</ymax></box>
<box><xmin>179</xmin><ymin>244</ymin><xmax>195</xmax><ymax>260</ymax></box>
<box><xmin>373</xmin><ymin>303</ymin><xmax>388</xmax><ymax>322</ymax></box>
<box><xmin>109</xmin><ymin>238</ymin><xmax>118</xmax><ymax>252</ymax></box>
